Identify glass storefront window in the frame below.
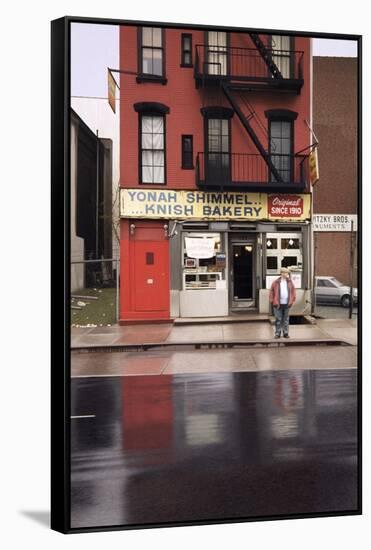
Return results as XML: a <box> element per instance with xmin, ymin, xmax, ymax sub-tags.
<box><xmin>266</xmin><ymin>238</ymin><xmax>278</xmax><ymax>249</ymax></box>
<box><xmin>281</xmin><ymin>238</ymin><xmax>300</xmax><ymax>249</ymax></box>
<box><xmin>266</xmin><ymin>232</ymin><xmax>303</xmax><ymax>282</ymax></box>
<box><xmin>267</xmin><ymin>256</ymin><xmax>278</xmax><ymax>270</ymax></box>
<box><xmin>282</xmin><ymin>256</ymin><xmax>298</xmax><ymax>268</ymax></box>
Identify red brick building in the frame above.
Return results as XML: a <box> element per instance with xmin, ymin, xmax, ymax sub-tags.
<box><xmin>119</xmin><ymin>25</ymin><xmax>313</xmax><ymax>323</ymax></box>
<box><xmin>313</xmin><ymin>56</ymin><xmax>357</xmax><ymax>286</ymax></box>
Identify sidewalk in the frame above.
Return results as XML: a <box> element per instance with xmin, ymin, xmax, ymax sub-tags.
<box><xmin>71</xmin><ymin>318</ymin><xmax>357</xmax><ymax>349</ymax></box>
<box><xmin>71</xmin><ymin>343</ymin><xmax>358</xmax><ymax>377</ymax></box>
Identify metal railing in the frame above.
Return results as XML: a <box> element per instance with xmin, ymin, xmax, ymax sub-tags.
<box><xmin>196</xmin><ymin>152</ymin><xmax>308</xmax><ymax>188</ymax></box>
<box><xmin>195</xmin><ymin>45</ymin><xmax>304</xmax><ymax>82</ymax></box>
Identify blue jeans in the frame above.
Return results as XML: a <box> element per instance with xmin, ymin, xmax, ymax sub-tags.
<box><xmin>273</xmin><ymin>304</ymin><xmax>290</xmax><ymax>336</ymax></box>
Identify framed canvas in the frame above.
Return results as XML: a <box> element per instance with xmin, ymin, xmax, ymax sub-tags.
<box><xmin>51</xmin><ymin>16</ymin><xmax>362</xmax><ymax>533</ymax></box>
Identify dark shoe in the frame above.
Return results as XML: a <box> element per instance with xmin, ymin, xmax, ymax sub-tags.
<box><xmin>283</xmin><ymin>334</ymin><xmax>290</xmax><ymax>338</ymax></box>
<box><xmin>274</xmin><ymin>334</ymin><xmax>280</xmax><ymax>339</ymax></box>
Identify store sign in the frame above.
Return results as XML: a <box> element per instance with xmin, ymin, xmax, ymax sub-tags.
<box><xmin>309</xmin><ymin>148</ymin><xmax>319</xmax><ymax>185</ymax></box>
<box><xmin>268</xmin><ymin>195</ymin><xmax>306</xmax><ymax>219</ymax></box>
<box><xmin>120</xmin><ymin>189</ymin><xmax>311</xmax><ymax>222</ymax></box>
<box><xmin>107</xmin><ymin>70</ymin><xmax>116</xmax><ymax>113</ymax></box>
<box><xmin>215</xmin><ymin>253</ymin><xmax>226</xmax><ymax>268</ymax></box>
<box><xmin>313</xmin><ymin>214</ymin><xmax>357</xmax><ymax>232</ymax></box>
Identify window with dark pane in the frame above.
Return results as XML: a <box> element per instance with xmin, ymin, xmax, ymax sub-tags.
<box><xmin>181</xmin><ymin>34</ymin><xmax>192</xmax><ymax>66</ymax></box>
<box><xmin>181</xmin><ymin>135</ymin><xmax>193</xmax><ymax>169</ymax></box>
<box><xmin>281</xmin><ymin>238</ymin><xmax>300</xmax><ymax>249</ymax></box>
<box><xmin>267</xmin><ymin>256</ymin><xmax>278</xmax><ymax>270</ymax></box>
<box><xmin>140</xmin><ymin>114</ymin><xmax>165</xmax><ymax>184</ymax></box>
<box><xmin>141</xmin><ymin>27</ymin><xmax>164</xmax><ymax>76</ymax></box>
<box><xmin>207</xmin><ymin>118</ymin><xmax>230</xmax><ymax>178</ymax></box>
<box><xmin>266</xmin><ymin>238</ymin><xmax>278</xmax><ymax>249</ymax></box>
<box><xmin>146</xmin><ymin>252</ymin><xmax>154</xmax><ymax>265</ymax></box>
<box><xmin>282</xmin><ymin>256</ymin><xmax>298</xmax><ymax>268</ymax></box>
<box><xmin>269</xmin><ymin>120</ymin><xmax>292</xmax><ymax>183</ymax></box>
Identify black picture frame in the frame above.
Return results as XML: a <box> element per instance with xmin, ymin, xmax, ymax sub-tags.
<box><xmin>51</xmin><ymin>16</ymin><xmax>362</xmax><ymax>534</ymax></box>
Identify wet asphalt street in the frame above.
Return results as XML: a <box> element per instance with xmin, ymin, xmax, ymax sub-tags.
<box><xmin>71</xmin><ymin>368</ymin><xmax>358</xmax><ymax>529</ymax></box>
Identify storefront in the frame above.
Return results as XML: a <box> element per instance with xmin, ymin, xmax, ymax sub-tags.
<box><xmin>120</xmin><ymin>189</ymin><xmax>312</xmax><ymax>322</ymax></box>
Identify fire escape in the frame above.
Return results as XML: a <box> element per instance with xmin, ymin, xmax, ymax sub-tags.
<box><xmin>194</xmin><ymin>33</ymin><xmax>308</xmax><ymax>192</ymax></box>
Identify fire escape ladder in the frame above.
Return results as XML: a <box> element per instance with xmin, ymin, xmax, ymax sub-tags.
<box><xmin>221</xmin><ymin>82</ymin><xmax>283</xmax><ymax>183</ymax></box>
<box><xmin>249</xmin><ymin>33</ymin><xmax>283</xmax><ymax>79</ymax></box>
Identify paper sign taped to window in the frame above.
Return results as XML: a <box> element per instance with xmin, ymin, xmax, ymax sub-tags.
<box><xmin>185</xmin><ymin>237</ymin><xmax>216</xmax><ymax>259</ymax></box>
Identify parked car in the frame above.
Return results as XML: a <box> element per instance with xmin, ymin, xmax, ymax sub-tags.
<box><xmin>315</xmin><ymin>276</ymin><xmax>358</xmax><ymax>308</ymax></box>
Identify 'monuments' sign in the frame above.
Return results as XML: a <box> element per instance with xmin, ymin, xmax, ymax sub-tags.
<box><xmin>313</xmin><ymin>214</ymin><xmax>357</xmax><ymax>232</ymax></box>
<box><xmin>120</xmin><ymin>189</ymin><xmax>311</xmax><ymax>222</ymax></box>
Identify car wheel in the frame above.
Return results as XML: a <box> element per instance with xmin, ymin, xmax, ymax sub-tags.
<box><xmin>341</xmin><ymin>294</ymin><xmax>350</xmax><ymax>308</ymax></box>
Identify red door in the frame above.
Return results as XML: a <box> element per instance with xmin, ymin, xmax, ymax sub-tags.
<box><xmin>133</xmin><ymin>240</ymin><xmax>169</xmax><ymax>312</ymax></box>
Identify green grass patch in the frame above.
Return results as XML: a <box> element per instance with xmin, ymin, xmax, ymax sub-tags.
<box><xmin>71</xmin><ymin>288</ymin><xmax>117</xmax><ymax>326</ymax></box>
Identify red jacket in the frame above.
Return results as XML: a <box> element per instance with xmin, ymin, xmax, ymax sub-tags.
<box><xmin>269</xmin><ymin>277</ymin><xmax>296</xmax><ymax>308</ymax></box>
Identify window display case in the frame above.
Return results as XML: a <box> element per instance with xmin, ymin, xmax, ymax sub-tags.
<box><xmin>179</xmin><ymin>231</ymin><xmax>228</xmax><ymax>316</ymax></box>
<box><xmin>182</xmin><ymin>232</ymin><xmax>226</xmax><ymax>290</ymax></box>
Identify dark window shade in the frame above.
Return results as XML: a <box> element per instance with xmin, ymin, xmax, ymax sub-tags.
<box><xmin>181</xmin><ymin>135</ymin><xmax>193</xmax><ymax>169</ymax></box>
<box><xmin>269</xmin><ymin>119</ymin><xmax>293</xmax><ymax>183</ymax></box>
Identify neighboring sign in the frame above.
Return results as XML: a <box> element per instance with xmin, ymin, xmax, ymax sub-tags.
<box><xmin>185</xmin><ymin>237</ymin><xmax>215</xmax><ymax>259</ymax></box>
<box><xmin>108</xmin><ymin>70</ymin><xmax>116</xmax><ymax>113</ymax></box>
<box><xmin>313</xmin><ymin>214</ymin><xmax>357</xmax><ymax>232</ymax></box>
<box><xmin>120</xmin><ymin>189</ymin><xmax>311</xmax><ymax>222</ymax></box>
<box><xmin>215</xmin><ymin>253</ymin><xmax>227</xmax><ymax>268</ymax></box>
<box><xmin>309</xmin><ymin>148</ymin><xmax>319</xmax><ymax>185</ymax></box>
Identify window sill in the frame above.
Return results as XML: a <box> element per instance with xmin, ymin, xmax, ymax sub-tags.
<box><xmin>139</xmin><ymin>182</ymin><xmax>167</xmax><ymax>186</ymax></box>
<box><xmin>181</xmin><ymin>166</ymin><xmax>194</xmax><ymax>170</ymax></box>
<box><xmin>136</xmin><ymin>74</ymin><xmax>168</xmax><ymax>85</ymax></box>
<box><xmin>180</xmin><ymin>64</ymin><xmax>193</xmax><ymax>69</ymax></box>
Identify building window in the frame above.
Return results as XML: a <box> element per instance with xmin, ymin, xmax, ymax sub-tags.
<box><xmin>181</xmin><ymin>135</ymin><xmax>194</xmax><ymax>169</ymax></box>
<box><xmin>181</xmin><ymin>34</ymin><xmax>193</xmax><ymax>67</ymax></box>
<box><xmin>140</xmin><ymin>27</ymin><xmax>164</xmax><ymax>77</ymax></box>
<box><xmin>270</xmin><ymin>35</ymin><xmax>293</xmax><ymax>78</ymax></box>
<box><xmin>140</xmin><ymin>115</ymin><xmax>165</xmax><ymax>184</ymax></box>
<box><xmin>269</xmin><ymin>120</ymin><xmax>293</xmax><ymax>183</ymax></box>
<box><xmin>265</xmin><ymin>109</ymin><xmax>297</xmax><ymax>184</ymax></box>
<box><xmin>207</xmin><ymin>31</ymin><xmax>228</xmax><ymax>75</ymax></box>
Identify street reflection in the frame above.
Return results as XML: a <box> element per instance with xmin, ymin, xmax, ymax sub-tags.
<box><xmin>71</xmin><ymin>369</ymin><xmax>358</xmax><ymax>528</ymax></box>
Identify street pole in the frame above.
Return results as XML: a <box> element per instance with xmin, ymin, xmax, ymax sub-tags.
<box><xmin>312</xmin><ymin>229</ymin><xmax>317</xmax><ymax>317</ymax></box>
<box><xmin>116</xmin><ymin>259</ymin><xmax>120</xmax><ymax>324</ymax></box>
<box><xmin>96</xmin><ymin>129</ymin><xmax>100</xmax><ymax>260</ymax></box>
<box><xmin>349</xmin><ymin>220</ymin><xmax>354</xmax><ymax>319</ymax></box>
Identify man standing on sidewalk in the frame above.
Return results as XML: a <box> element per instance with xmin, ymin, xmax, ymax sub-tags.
<box><xmin>269</xmin><ymin>267</ymin><xmax>297</xmax><ymax>338</ymax></box>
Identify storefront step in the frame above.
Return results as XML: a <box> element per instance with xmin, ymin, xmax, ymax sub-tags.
<box><xmin>174</xmin><ymin>313</ymin><xmax>270</xmax><ymax>326</ymax></box>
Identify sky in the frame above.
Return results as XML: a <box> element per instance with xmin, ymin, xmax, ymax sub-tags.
<box><xmin>70</xmin><ymin>23</ymin><xmax>358</xmax><ymax>98</ymax></box>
